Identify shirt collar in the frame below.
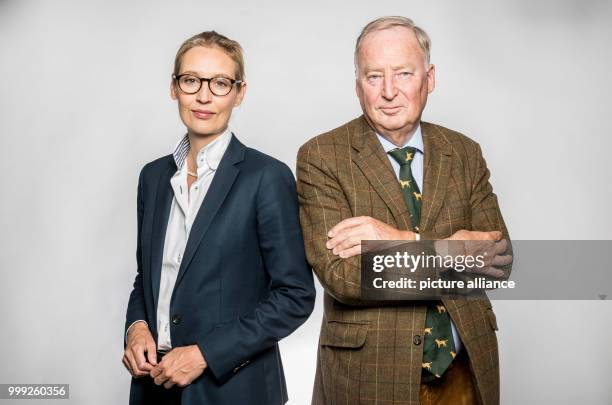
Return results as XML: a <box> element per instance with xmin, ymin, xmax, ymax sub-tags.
<box><xmin>376</xmin><ymin>125</ymin><xmax>424</xmax><ymax>154</ymax></box>
<box><xmin>172</xmin><ymin>127</ymin><xmax>232</xmax><ymax>171</ymax></box>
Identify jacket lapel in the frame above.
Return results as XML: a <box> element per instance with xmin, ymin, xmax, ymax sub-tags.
<box><xmin>150</xmin><ymin>160</ymin><xmax>176</xmax><ymax>311</ymax></box>
<box><xmin>171</xmin><ymin>134</ymin><xmax>245</xmax><ymax>294</ymax></box>
<box><xmin>350</xmin><ymin>117</ymin><xmax>453</xmax><ymax>233</ymax></box>
<box><xmin>420</xmin><ymin>122</ymin><xmax>452</xmax><ymax>233</ymax></box>
<box><xmin>351</xmin><ymin>116</ymin><xmax>413</xmax><ymax>230</ymax></box>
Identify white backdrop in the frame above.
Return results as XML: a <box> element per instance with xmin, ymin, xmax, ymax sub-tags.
<box><xmin>1</xmin><ymin>0</ymin><xmax>611</xmax><ymax>404</ymax></box>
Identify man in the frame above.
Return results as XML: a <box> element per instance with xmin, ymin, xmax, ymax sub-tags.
<box><xmin>297</xmin><ymin>17</ymin><xmax>512</xmax><ymax>405</ymax></box>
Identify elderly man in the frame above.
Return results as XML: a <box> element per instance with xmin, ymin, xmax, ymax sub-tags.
<box><xmin>297</xmin><ymin>16</ymin><xmax>511</xmax><ymax>405</ymax></box>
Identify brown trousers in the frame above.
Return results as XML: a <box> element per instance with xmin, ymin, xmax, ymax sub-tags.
<box><xmin>419</xmin><ymin>351</ymin><xmax>480</xmax><ymax>405</ymax></box>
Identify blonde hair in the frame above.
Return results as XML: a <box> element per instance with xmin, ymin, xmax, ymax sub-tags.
<box><xmin>173</xmin><ymin>31</ymin><xmax>245</xmax><ymax>81</ymax></box>
<box><xmin>354</xmin><ymin>16</ymin><xmax>431</xmax><ymax>68</ymax></box>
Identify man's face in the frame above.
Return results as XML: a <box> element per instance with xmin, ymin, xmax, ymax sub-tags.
<box><xmin>355</xmin><ymin>26</ymin><xmax>435</xmax><ymax>138</ymax></box>
<box><xmin>171</xmin><ymin>46</ymin><xmax>246</xmax><ymax>137</ymax></box>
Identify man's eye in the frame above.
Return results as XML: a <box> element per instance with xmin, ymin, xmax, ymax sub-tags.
<box><xmin>367</xmin><ymin>75</ymin><xmax>382</xmax><ymax>82</ymax></box>
<box><xmin>183</xmin><ymin>78</ymin><xmax>197</xmax><ymax>84</ymax></box>
<box><xmin>397</xmin><ymin>72</ymin><xmax>413</xmax><ymax>79</ymax></box>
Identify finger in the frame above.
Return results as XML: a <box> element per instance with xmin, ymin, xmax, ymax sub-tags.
<box><xmin>333</xmin><ymin>233</ymin><xmax>363</xmax><ymax>254</ymax></box>
<box><xmin>493</xmin><ymin>239</ymin><xmax>508</xmax><ymax>255</ymax></box>
<box><xmin>339</xmin><ymin>244</ymin><xmax>361</xmax><ymax>259</ymax></box>
<box><xmin>122</xmin><ymin>357</ymin><xmax>134</xmax><ymax>376</ymax></box>
<box><xmin>149</xmin><ymin>365</ymin><xmax>161</xmax><ymax>378</ymax></box>
<box><xmin>154</xmin><ymin>372</ymin><xmax>169</xmax><ymax>386</ymax></box>
<box><xmin>492</xmin><ymin>254</ymin><xmax>513</xmax><ymax>267</ymax></box>
<box><xmin>326</xmin><ymin>234</ymin><xmax>347</xmax><ymax>250</ymax></box>
<box><xmin>164</xmin><ymin>379</ymin><xmax>176</xmax><ymax>389</ymax></box>
<box><xmin>328</xmin><ymin>225</ymin><xmax>367</xmax><ymax>250</ymax></box>
<box><xmin>327</xmin><ymin>225</ymin><xmax>361</xmax><ymax>249</ymax></box>
<box><xmin>486</xmin><ymin>231</ymin><xmax>502</xmax><ymax>241</ymax></box>
<box><xmin>467</xmin><ymin>231</ymin><xmax>501</xmax><ymax>241</ymax></box>
<box><xmin>126</xmin><ymin>350</ymin><xmax>148</xmax><ymax>377</ymax></box>
<box><xmin>146</xmin><ymin>342</ymin><xmax>158</xmax><ymax>366</ymax></box>
<box><xmin>132</xmin><ymin>345</ymin><xmax>152</xmax><ymax>373</ymax></box>
<box><xmin>328</xmin><ymin>216</ymin><xmax>368</xmax><ymax>237</ymax></box>
<box><xmin>479</xmin><ymin>266</ymin><xmax>505</xmax><ymax>278</ymax></box>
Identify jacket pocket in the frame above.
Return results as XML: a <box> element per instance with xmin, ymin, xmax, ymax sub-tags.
<box><xmin>320</xmin><ymin>320</ymin><xmax>369</xmax><ymax>348</ymax></box>
<box><xmin>319</xmin><ymin>320</ymin><xmax>369</xmax><ymax>402</ymax></box>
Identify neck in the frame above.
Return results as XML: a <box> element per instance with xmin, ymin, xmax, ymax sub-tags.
<box><xmin>376</xmin><ymin>125</ymin><xmax>419</xmax><ymax>148</ymax></box>
<box><xmin>362</xmin><ymin>115</ymin><xmax>420</xmax><ymax>147</ymax></box>
<box><xmin>186</xmin><ymin>127</ymin><xmax>227</xmax><ymax>172</ymax></box>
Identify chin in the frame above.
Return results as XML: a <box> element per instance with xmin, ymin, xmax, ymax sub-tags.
<box><xmin>378</xmin><ymin>116</ymin><xmax>411</xmax><ymax>131</ymax></box>
<box><xmin>189</xmin><ymin>121</ymin><xmax>219</xmax><ymax>136</ymax></box>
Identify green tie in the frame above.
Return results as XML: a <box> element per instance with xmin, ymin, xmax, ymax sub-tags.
<box><xmin>388</xmin><ymin>146</ymin><xmax>456</xmax><ymax>379</ymax></box>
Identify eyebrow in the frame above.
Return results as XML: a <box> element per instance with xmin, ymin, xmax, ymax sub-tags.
<box><xmin>361</xmin><ymin>64</ymin><xmax>413</xmax><ymax>74</ymax></box>
<box><xmin>179</xmin><ymin>70</ymin><xmax>233</xmax><ymax>79</ymax></box>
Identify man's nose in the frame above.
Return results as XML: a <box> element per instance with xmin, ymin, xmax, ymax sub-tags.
<box><xmin>382</xmin><ymin>75</ymin><xmax>398</xmax><ymax>100</ymax></box>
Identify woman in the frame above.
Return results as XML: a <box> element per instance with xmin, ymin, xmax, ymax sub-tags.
<box><xmin>122</xmin><ymin>31</ymin><xmax>315</xmax><ymax>405</ymax></box>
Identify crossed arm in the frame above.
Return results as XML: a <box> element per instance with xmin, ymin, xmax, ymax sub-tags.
<box><xmin>296</xmin><ymin>142</ymin><xmax>512</xmax><ymax>305</ymax></box>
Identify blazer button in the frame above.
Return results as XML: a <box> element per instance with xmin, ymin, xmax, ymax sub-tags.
<box><xmin>171</xmin><ymin>314</ymin><xmax>182</xmax><ymax>325</ymax></box>
<box><xmin>413</xmin><ymin>334</ymin><xmax>422</xmax><ymax>345</ymax></box>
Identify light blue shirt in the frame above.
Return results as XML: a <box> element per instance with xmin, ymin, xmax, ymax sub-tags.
<box><xmin>376</xmin><ymin>126</ymin><xmax>463</xmax><ymax>353</ymax></box>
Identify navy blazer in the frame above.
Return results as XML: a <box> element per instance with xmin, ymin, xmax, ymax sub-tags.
<box><xmin>125</xmin><ymin>135</ymin><xmax>315</xmax><ymax>404</ymax></box>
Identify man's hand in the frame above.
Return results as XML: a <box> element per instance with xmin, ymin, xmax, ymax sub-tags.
<box><xmin>150</xmin><ymin>345</ymin><xmax>207</xmax><ymax>389</ymax></box>
<box><xmin>326</xmin><ymin>216</ymin><xmax>416</xmax><ymax>258</ymax></box>
<box><xmin>435</xmin><ymin>230</ymin><xmax>512</xmax><ymax>278</ymax></box>
<box><xmin>123</xmin><ymin>322</ymin><xmax>157</xmax><ymax>378</ymax></box>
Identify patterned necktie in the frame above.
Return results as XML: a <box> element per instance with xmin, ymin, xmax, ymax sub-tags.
<box><xmin>388</xmin><ymin>146</ymin><xmax>456</xmax><ymax>379</ymax></box>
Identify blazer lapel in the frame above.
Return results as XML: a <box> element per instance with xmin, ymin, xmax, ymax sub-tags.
<box><xmin>420</xmin><ymin>122</ymin><xmax>452</xmax><ymax>233</ymax></box>
<box><xmin>351</xmin><ymin>116</ymin><xmax>413</xmax><ymax>230</ymax></box>
<box><xmin>171</xmin><ymin>134</ymin><xmax>245</xmax><ymax>294</ymax></box>
<box><xmin>150</xmin><ymin>160</ymin><xmax>176</xmax><ymax>311</ymax></box>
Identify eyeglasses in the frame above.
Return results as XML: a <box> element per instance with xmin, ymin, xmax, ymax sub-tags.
<box><xmin>173</xmin><ymin>74</ymin><xmax>243</xmax><ymax>96</ymax></box>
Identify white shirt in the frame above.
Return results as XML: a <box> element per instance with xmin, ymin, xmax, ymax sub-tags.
<box><xmin>376</xmin><ymin>126</ymin><xmax>463</xmax><ymax>353</ymax></box>
<box><xmin>126</xmin><ymin>128</ymin><xmax>232</xmax><ymax>348</ymax></box>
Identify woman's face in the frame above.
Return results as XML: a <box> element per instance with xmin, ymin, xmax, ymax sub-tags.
<box><xmin>171</xmin><ymin>46</ymin><xmax>246</xmax><ymax>137</ymax></box>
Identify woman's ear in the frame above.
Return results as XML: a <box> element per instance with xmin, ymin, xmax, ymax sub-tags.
<box><xmin>233</xmin><ymin>82</ymin><xmax>247</xmax><ymax>107</ymax></box>
<box><xmin>170</xmin><ymin>79</ymin><xmax>178</xmax><ymax>100</ymax></box>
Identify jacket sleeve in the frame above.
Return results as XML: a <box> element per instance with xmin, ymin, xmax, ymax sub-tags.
<box><xmin>197</xmin><ymin>161</ymin><xmax>316</xmax><ymax>384</ymax></box>
<box><xmin>124</xmin><ymin>168</ymin><xmax>149</xmax><ymax>346</ymax></box>
<box><xmin>296</xmin><ymin>142</ymin><xmax>365</xmax><ymax>305</ymax></box>
<box><xmin>465</xmin><ymin>143</ymin><xmax>513</xmax><ymax>279</ymax></box>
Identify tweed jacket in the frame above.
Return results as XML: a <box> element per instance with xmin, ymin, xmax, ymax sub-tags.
<box><xmin>296</xmin><ymin>116</ymin><xmax>512</xmax><ymax>405</ymax></box>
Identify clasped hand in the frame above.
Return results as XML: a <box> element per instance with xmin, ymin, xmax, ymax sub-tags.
<box><xmin>122</xmin><ymin>322</ymin><xmax>207</xmax><ymax>389</ymax></box>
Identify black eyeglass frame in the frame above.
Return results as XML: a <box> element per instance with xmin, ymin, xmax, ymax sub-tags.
<box><xmin>172</xmin><ymin>74</ymin><xmax>244</xmax><ymax>96</ymax></box>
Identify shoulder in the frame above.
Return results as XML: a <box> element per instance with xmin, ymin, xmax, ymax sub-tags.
<box><xmin>298</xmin><ymin>116</ymin><xmax>364</xmax><ymax>157</ymax></box>
<box><xmin>421</xmin><ymin>121</ymin><xmax>483</xmax><ymax>158</ymax></box>
<box><xmin>242</xmin><ymin>147</ymin><xmax>292</xmax><ymax>175</ymax></box>
<box><xmin>138</xmin><ymin>154</ymin><xmax>174</xmax><ymax>183</ymax></box>
<box><xmin>239</xmin><ymin>146</ymin><xmax>296</xmax><ymax>191</ymax></box>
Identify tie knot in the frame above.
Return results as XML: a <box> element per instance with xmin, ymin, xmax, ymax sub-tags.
<box><xmin>388</xmin><ymin>146</ymin><xmax>418</xmax><ymax>166</ymax></box>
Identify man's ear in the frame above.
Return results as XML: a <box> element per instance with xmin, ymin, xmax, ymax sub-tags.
<box><xmin>355</xmin><ymin>74</ymin><xmax>363</xmax><ymax>99</ymax></box>
<box><xmin>427</xmin><ymin>64</ymin><xmax>436</xmax><ymax>94</ymax></box>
